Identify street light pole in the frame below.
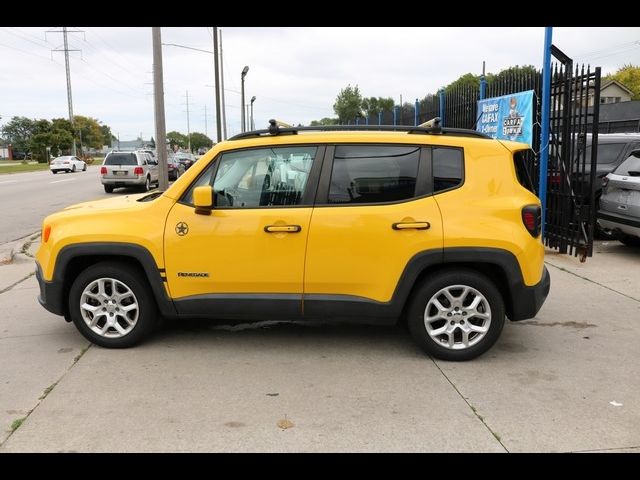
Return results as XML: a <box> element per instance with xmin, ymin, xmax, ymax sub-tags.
<box><xmin>250</xmin><ymin>96</ymin><xmax>256</xmax><ymax>131</ymax></box>
<box><xmin>241</xmin><ymin>66</ymin><xmax>249</xmax><ymax>132</ymax></box>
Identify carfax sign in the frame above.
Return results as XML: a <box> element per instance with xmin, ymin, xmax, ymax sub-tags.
<box><xmin>476</xmin><ymin>90</ymin><xmax>534</xmax><ymax>146</ymax></box>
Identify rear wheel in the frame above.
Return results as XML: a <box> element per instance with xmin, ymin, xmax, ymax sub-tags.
<box><xmin>104</xmin><ymin>185</ymin><xmax>114</xmax><ymax>193</ymax></box>
<box><xmin>72</xmin><ymin>165</ymin><xmax>76</xmax><ymax>173</ymax></box>
<box><xmin>68</xmin><ymin>261</ymin><xmax>158</xmax><ymax>348</ymax></box>
<box><xmin>140</xmin><ymin>176</ymin><xmax>150</xmax><ymax>192</ymax></box>
<box><xmin>52</xmin><ymin>170</ymin><xmax>58</xmax><ymax>175</ymax></box>
<box><xmin>619</xmin><ymin>233</ymin><xmax>640</xmax><ymax>248</ymax></box>
<box><xmin>595</xmin><ymin>220</ymin><xmax>618</xmax><ymax>240</ymax></box>
<box><xmin>407</xmin><ymin>269</ymin><xmax>505</xmax><ymax>361</ymax></box>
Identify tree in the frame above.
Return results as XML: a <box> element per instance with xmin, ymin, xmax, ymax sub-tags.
<box><xmin>100</xmin><ymin>124</ymin><xmax>113</xmax><ymax>147</ymax></box>
<box><xmin>309</xmin><ymin>117</ymin><xmax>339</xmax><ymax>126</ymax></box>
<box><xmin>377</xmin><ymin>97</ymin><xmax>395</xmax><ymax>113</ymax></box>
<box><xmin>149</xmin><ymin>136</ymin><xmax>156</xmax><ymax>148</ymax></box>
<box><xmin>605</xmin><ymin>64</ymin><xmax>640</xmax><ymax>100</ymax></box>
<box><xmin>188</xmin><ymin>132</ymin><xmax>213</xmax><ymax>152</ymax></box>
<box><xmin>167</xmin><ymin>131</ymin><xmax>188</xmax><ymax>149</ymax></box>
<box><xmin>1</xmin><ymin>116</ymin><xmax>36</xmax><ymax>152</ymax></box>
<box><xmin>486</xmin><ymin>65</ymin><xmax>538</xmax><ymax>87</ymax></box>
<box><xmin>362</xmin><ymin>97</ymin><xmax>380</xmax><ymax>119</ymax></box>
<box><xmin>445</xmin><ymin>73</ymin><xmax>480</xmax><ymax>93</ymax></box>
<box><xmin>74</xmin><ymin>115</ymin><xmax>104</xmax><ymax>154</ymax></box>
<box><xmin>333</xmin><ymin>84</ymin><xmax>363</xmax><ymax>124</ymax></box>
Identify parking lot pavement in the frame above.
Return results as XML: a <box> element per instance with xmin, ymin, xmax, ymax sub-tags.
<box><xmin>0</xmin><ymin>240</ymin><xmax>638</xmax><ymax>452</ymax></box>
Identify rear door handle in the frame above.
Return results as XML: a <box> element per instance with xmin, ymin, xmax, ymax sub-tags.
<box><xmin>392</xmin><ymin>222</ymin><xmax>430</xmax><ymax>230</ymax></box>
<box><xmin>264</xmin><ymin>225</ymin><xmax>302</xmax><ymax>233</ymax></box>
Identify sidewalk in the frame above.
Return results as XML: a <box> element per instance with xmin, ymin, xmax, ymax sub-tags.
<box><xmin>0</xmin><ymin>238</ymin><xmax>638</xmax><ymax>452</ymax></box>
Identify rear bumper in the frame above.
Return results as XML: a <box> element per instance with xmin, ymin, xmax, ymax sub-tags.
<box><xmin>36</xmin><ymin>262</ymin><xmax>65</xmax><ymax>316</ymax></box>
<box><xmin>101</xmin><ymin>176</ymin><xmax>146</xmax><ymax>186</ymax></box>
<box><xmin>598</xmin><ymin>211</ymin><xmax>640</xmax><ymax>237</ymax></box>
<box><xmin>509</xmin><ymin>266</ymin><xmax>550</xmax><ymax>321</ymax></box>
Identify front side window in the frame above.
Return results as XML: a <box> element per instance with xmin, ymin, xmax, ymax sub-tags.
<box><xmin>182</xmin><ymin>146</ymin><xmax>317</xmax><ymax>208</ymax></box>
<box><xmin>328</xmin><ymin>145</ymin><xmax>420</xmax><ymax>204</ymax></box>
<box><xmin>433</xmin><ymin>147</ymin><xmax>463</xmax><ymax>193</ymax></box>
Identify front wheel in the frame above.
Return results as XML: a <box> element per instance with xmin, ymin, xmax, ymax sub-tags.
<box><xmin>407</xmin><ymin>269</ymin><xmax>505</xmax><ymax>361</ymax></box>
<box><xmin>104</xmin><ymin>185</ymin><xmax>114</xmax><ymax>193</ymax></box>
<box><xmin>82</xmin><ymin>163</ymin><xmax>87</xmax><ymax>171</ymax></box>
<box><xmin>68</xmin><ymin>261</ymin><xmax>158</xmax><ymax>348</ymax></box>
<box><xmin>72</xmin><ymin>165</ymin><xmax>76</xmax><ymax>172</ymax></box>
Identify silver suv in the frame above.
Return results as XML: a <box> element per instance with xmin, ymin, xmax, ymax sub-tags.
<box><xmin>100</xmin><ymin>151</ymin><xmax>159</xmax><ymax>193</ymax></box>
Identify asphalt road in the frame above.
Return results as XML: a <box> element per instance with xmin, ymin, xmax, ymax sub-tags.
<box><xmin>0</xmin><ymin>166</ymin><xmax>134</xmax><ymax>244</ymax></box>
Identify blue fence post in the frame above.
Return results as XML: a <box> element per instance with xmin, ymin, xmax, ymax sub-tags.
<box><xmin>393</xmin><ymin>106</ymin><xmax>397</xmax><ymax>126</ymax></box>
<box><xmin>365</xmin><ymin>115</ymin><xmax>369</xmax><ymax>125</ymax></box>
<box><xmin>480</xmin><ymin>75</ymin><xmax>487</xmax><ymax>100</ymax></box>
<box><xmin>378</xmin><ymin>110</ymin><xmax>382</xmax><ymax>125</ymax></box>
<box><xmin>355</xmin><ymin>117</ymin><xmax>359</xmax><ymax>125</ymax></box>
<box><xmin>539</xmin><ymin>26</ymin><xmax>553</xmax><ymax>238</ymax></box>
<box><xmin>414</xmin><ymin>98</ymin><xmax>419</xmax><ymax>126</ymax></box>
<box><xmin>439</xmin><ymin>89</ymin><xmax>446</xmax><ymax>127</ymax></box>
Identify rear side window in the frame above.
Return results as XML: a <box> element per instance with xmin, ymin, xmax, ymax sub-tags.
<box><xmin>328</xmin><ymin>145</ymin><xmax>420</xmax><ymax>204</ymax></box>
<box><xmin>104</xmin><ymin>153</ymin><xmax>137</xmax><ymax>166</ymax></box>
<box><xmin>614</xmin><ymin>151</ymin><xmax>640</xmax><ymax>176</ymax></box>
<box><xmin>433</xmin><ymin>147</ymin><xmax>463</xmax><ymax>193</ymax></box>
<box><xmin>585</xmin><ymin>143</ymin><xmax>625</xmax><ymax>165</ymax></box>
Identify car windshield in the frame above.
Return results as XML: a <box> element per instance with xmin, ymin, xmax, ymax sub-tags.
<box><xmin>104</xmin><ymin>153</ymin><xmax>137</xmax><ymax>165</ymax></box>
<box><xmin>55</xmin><ymin>156</ymin><xmax>73</xmax><ymax>161</ymax></box>
<box><xmin>614</xmin><ymin>152</ymin><xmax>640</xmax><ymax>176</ymax></box>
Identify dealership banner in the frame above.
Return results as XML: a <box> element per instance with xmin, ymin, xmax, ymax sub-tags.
<box><xmin>476</xmin><ymin>90</ymin><xmax>534</xmax><ymax>146</ymax></box>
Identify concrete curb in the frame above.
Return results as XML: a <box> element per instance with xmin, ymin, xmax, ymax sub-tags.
<box><xmin>0</xmin><ymin>232</ymin><xmax>40</xmax><ymax>265</ymax></box>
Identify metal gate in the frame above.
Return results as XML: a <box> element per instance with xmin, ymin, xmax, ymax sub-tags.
<box><xmin>544</xmin><ymin>46</ymin><xmax>601</xmax><ymax>260</ymax></box>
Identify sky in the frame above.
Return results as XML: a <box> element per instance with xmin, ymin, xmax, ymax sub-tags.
<box><xmin>0</xmin><ymin>27</ymin><xmax>639</xmax><ymax>143</ymax></box>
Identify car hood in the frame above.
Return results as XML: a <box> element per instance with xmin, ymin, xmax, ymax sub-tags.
<box><xmin>52</xmin><ymin>193</ymin><xmax>155</xmax><ymax>219</ymax></box>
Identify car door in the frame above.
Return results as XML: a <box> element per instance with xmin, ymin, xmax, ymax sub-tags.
<box><xmin>303</xmin><ymin>144</ymin><xmax>443</xmax><ymax>315</ymax></box>
<box><xmin>163</xmin><ymin>144</ymin><xmax>323</xmax><ymax>318</ymax></box>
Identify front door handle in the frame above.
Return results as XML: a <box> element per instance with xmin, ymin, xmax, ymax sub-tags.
<box><xmin>392</xmin><ymin>222</ymin><xmax>430</xmax><ymax>230</ymax></box>
<box><xmin>264</xmin><ymin>225</ymin><xmax>302</xmax><ymax>233</ymax></box>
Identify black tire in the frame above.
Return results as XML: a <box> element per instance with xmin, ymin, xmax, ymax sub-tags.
<box><xmin>72</xmin><ymin>165</ymin><xmax>76</xmax><ymax>172</ymax></box>
<box><xmin>82</xmin><ymin>163</ymin><xmax>87</xmax><ymax>171</ymax></box>
<box><xmin>594</xmin><ymin>220</ymin><xmax>619</xmax><ymax>240</ymax></box>
<box><xmin>68</xmin><ymin>261</ymin><xmax>158</xmax><ymax>348</ymax></box>
<box><xmin>619</xmin><ymin>233</ymin><xmax>640</xmax><ymax>248</ymax></box>
<box><xmin>104</xmin><ymin>185</ymin><xmax>114</xmax><ymax>193</ymax></box>
<box><xmin>52</xmin><ymin>170</ymin><xmax>58</xmax><ymax>174</ymax></box>
<box><xmin>140</xmin><ymin>176</ymin><xmax>150</xmax><ymax>192</ymax></box>
<box><xmin>406</xmin><ymin>269</ymin><xmax>505</xmax><ymax>361</ymax></box>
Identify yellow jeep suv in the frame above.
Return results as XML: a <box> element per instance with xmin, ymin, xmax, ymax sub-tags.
<box><xmin>35</xmin><ymin>120</ymin><xmax>550</xmax><ymax>361</ymax></box>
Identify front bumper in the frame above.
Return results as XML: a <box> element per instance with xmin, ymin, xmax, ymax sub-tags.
<box><xmin>36</xmin><ymin>262</ymin><xmax>65</xmax><ymax>316</ymax></box>
<box><xmin>509</xmin><ymin>266</ymin><xmax>550</xmax><ymax>321</ymax></box>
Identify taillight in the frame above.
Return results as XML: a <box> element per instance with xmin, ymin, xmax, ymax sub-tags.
<box><xmin>43</xmin><ymin>225</ymin><xmax>51</xmax><ymax>243</ymax></box>
<box><xmin>100</xmin><ymin>167</ymin><xmax>107</xmax><ymax>175</ymax></box>
<box><xmin>522</xmin><ymin>205</ymin><xmax>541</xmax><ymax>237</ymax></box>
<box><xmin>602</xmin><ymin>176</ymin><xmax>609</xmax><ymax>192</ymax></box>
<box><xmin>134</xmin><ymin>167</ymin><xmax>144</xmax><ymax>175</ymax></box>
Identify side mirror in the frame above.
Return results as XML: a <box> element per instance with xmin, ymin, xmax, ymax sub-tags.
<box><xmin>193</xmin><ymin>186</ymin><xmax>213</xmax><ymax>215</ymax></box>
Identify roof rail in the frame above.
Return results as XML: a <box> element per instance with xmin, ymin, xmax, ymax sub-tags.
<box><xmin>229</xmin><ymin>117</ymin><xmax>490</xmax><ymax>140</ymax></box>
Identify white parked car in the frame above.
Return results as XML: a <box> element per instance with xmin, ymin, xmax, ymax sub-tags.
<box><xmin>50</xmin><ymin>156</ymin><xmax>87</xmax><ymax>174</ymax></box>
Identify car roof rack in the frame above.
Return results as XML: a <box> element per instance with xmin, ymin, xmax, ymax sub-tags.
<box><xmin>229</xmin><ymin>117</ymin><xmax>490</xmax><ymax>141</ymax></box>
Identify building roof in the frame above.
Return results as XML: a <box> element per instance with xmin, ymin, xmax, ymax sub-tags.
<box><xmin>601</xmin><ymin>80</ymin><xmax>634</xmax><ymax>96</ymax></box>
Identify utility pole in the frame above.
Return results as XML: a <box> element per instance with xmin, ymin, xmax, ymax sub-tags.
<box><xmin>212</xmin><ymin>27</ymin><xmax>222</xmax><ymax>143</ymax></box>
<box><xmin>219</xmin><ymin>29</ymin><xmax>227</xmax><ymax>140</ymax></box>
<box><xmin>152</xmin><ymin>27</ymin><xmax>169</xmax><ymax>191</ymax></box>
<box><xmin>48</xmin><ymin>27</ymin><xmax>84</xmax><ymax>156</ymax></box>
<box><xmin>184</xmin><ymin>90</ymin><xmax>191</xmax><ymax>152</ymax></box>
